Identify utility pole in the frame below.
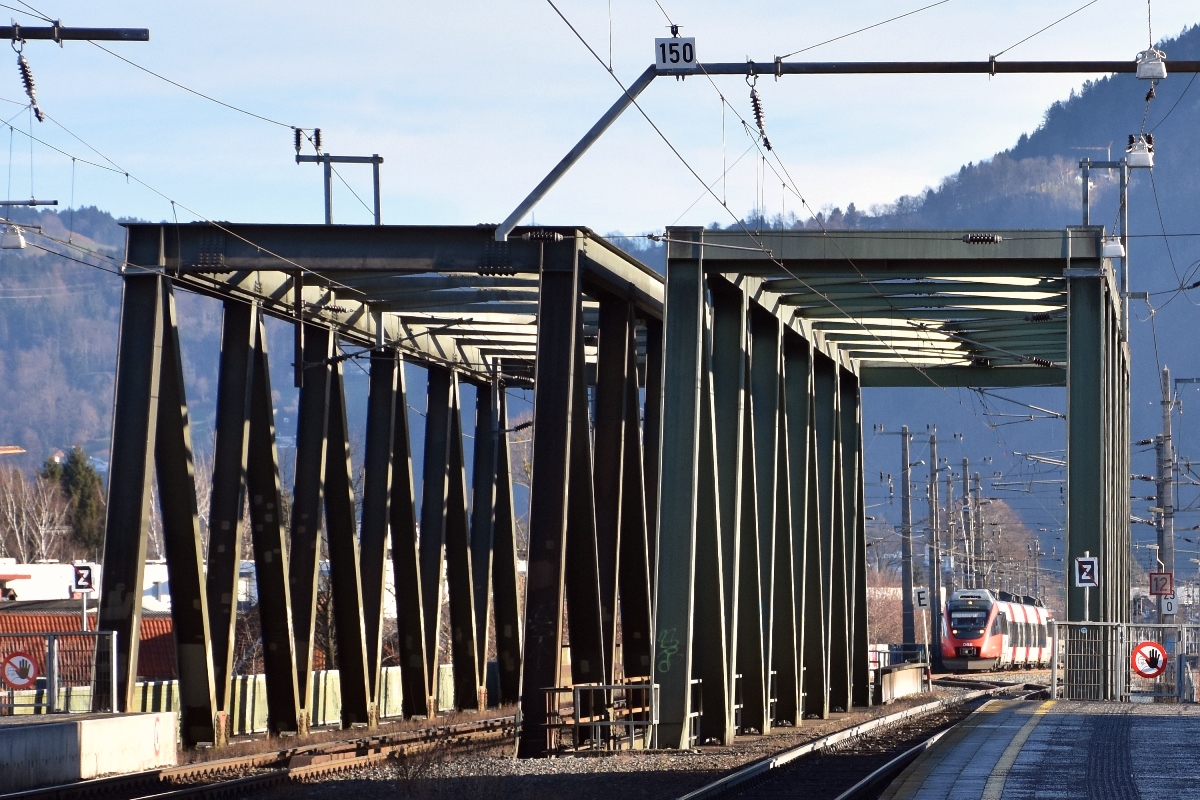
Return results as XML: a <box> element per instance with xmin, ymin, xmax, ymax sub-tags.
<box><xmin>972</xmin><ymin>473</ymin><xmax>984</xmax><ymax>589</ymax></box>
<box><xmin>1157</xmin><ymin>366</ymin><xmax>1176</xmax><ymax>624</ymax></box>
<box><xmin>294</xmin><ymin>131</ymin><xmax>384</xmax><ymax>226</ymax></box>
<box><xmin>900</xmin><ymin>426</ymin><xmax>916</xmax><ymax>647</ymax></box>
<box><xmin>927</xmin><ymin>427</ymin><xmax>943</xmax><ymax>671</ymax></box>
<box><xmin>961</xmin><ymin>458</ymin><xmax>972</xmax><ymax>588</ymax></box>
<box><xmin>945</xmin><ymin>469</ymin><xmax>957</xmax><ymax>591</ymax></box>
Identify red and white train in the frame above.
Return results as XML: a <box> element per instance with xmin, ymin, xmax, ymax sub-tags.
<box><xmin>940</xmin><ymin>589</ymin><xmax>1054</xmax><ymax>672</ymax></box>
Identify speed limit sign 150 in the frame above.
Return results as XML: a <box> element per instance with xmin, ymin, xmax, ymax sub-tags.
<box><xmin>655</xmin><ymin>38</ymin><xmax>696</xmax><ymax>72</ymax></box>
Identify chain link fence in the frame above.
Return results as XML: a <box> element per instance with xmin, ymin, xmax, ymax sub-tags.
<box><xmin>1052</xmin><ymin>622</ymin><xmax>1200</xmax><ymax>702</ymax></box>
<box><xmin>0</xmin><ymin>631</ymin><xmax>118</xmax><ymax>714</ymax></box>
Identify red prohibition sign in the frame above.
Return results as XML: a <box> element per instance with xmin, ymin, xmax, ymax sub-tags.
<box><xmin>1</xmin><ymin>651</ymin><xmax>38</xmax><ymax>690</ymax></box>
<box><xmin>1131</xmin><ymin>640</ymin><xmax>1168</xmax><ymax>679</ymax></box>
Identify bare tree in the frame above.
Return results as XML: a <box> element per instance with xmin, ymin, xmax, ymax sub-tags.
<box><xmin>0</xmin><ymin>468</ymin><xmax>70</xmax><ymax>563</ymax></box>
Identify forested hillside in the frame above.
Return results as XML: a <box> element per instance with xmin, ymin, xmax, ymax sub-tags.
<box><xmin>0</xmin><ymin>206</ymin><xmax>227</xmax><ymax>473</ymax></box>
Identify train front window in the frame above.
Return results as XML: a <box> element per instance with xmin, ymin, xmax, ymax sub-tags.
<box><xmin>950</xmin><ymin>610</ymin><xmax>987</xmax><ymax>638</ymax></box>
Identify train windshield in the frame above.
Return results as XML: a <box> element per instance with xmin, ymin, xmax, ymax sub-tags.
<box><xmin>949</xmin><ymin>609</ymin><xmax>988</xmax><ymax>637</ymax></box>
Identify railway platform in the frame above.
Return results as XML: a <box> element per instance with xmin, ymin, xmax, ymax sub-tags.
<box><xmin>881</xmin><ymin>699</ymin><xmax>1200</xmax><ymax>799</ymax></box>
<box><xmin>0</xmin><ymin>711</ymin><xmax>177</xmax><ymax>791</ymax></box>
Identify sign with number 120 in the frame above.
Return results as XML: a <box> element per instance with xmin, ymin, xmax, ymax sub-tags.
<box><xmin>655</xmin><ymin>38</ymin><xmax>696</xmax><ymax>72</ymax></box>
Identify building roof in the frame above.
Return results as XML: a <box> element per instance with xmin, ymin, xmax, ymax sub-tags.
<box><xmin>0</xmin><ymin>609</ymin><xmax>176</xmax><ymax>680</ymax></box>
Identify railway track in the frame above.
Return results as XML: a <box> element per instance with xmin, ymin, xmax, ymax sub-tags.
<box><xmin>1</xmin><ymin>714</ymin><xmax>515</xmax><ymax>800</ymax></box>
<box><xmin>677</xmin><ymin>680</ymin><xmax>1046</xmax><ymax>800</ymax></box>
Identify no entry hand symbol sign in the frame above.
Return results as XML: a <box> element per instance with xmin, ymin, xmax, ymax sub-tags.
<box><xmin>1131</xmin><ymin>640</ymin><xmax>1168</xmax><ymax>679</ymax></box>
<box><xmin>1</xmin><ymin>651</ymin><xmax>37</xmax><ymax>690</ymax></box>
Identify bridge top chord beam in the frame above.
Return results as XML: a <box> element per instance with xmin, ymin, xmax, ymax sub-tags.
<box><xmin>667</xmin><ymin>226</ymin><xmax>1106</xmax><ymax>389</ymax></box>
<box><xmin>121</xmin><ymin>222</ymin><xmax>663</xmax><ymax>386</ymax></box>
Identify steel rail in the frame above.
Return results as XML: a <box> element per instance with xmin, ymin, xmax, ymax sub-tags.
<box><xmin>831</xmin><ymin>727</ymin><xmax>950</xmax><ymax>800</ymax></box>
<box><xmin>674</xmin><ymin>688</ymin><xmax>997</xmax><ymax>800</ymax></box>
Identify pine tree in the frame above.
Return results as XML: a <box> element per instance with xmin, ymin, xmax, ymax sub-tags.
<box><xmin>41</xmin><ymin>446</ymin><xmax>105</xmax><ymax>557</ymax></box>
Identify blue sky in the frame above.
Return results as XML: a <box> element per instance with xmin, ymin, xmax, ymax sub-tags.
<box><xmin>0</xmin><ymin>0</ymin><xmax>1195</xmax><ymax>233</ymax></box>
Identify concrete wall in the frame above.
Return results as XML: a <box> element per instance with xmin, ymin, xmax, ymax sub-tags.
<box><xmin>0</xmin><ymin>712</ymin><xmax>176</xmax><ymax>791</ymax></box>
<box><xmin>875</xmin><ymin>662</ymin><xmax>928</xmax><ymax>704</ymax></box>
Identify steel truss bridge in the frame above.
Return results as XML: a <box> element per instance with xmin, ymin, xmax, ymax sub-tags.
<box><xmin>94</xmin><ymin>221</ymin><xmax>1127</xmax><ymax>756</ymax></box>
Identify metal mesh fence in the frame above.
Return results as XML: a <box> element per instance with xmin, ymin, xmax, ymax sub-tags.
<box><xmin>1054</xmin><ymin>622</ymin><xmax>1200</xmax><ymax>702</ymax></box>
<box><xmin>0</xmin><ymin>631</ymin><xmax>118</xmax><ymax>714</ymax></box>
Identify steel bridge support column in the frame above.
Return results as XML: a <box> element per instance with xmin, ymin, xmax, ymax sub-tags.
<box><xmin>324</xmin><ymin>360</ymin><xmax>374</xmax><ymax>726</ymax></box>
<box><xmin>771</xmin><ymin>373</ymin><xmax>800</xmax><ymax>725</ymax></box>
<box><xmin>813</xmin><ymin>354</ymin><xmax>841</xmax><ymax>716</ymax></box>
<box><xmin>97</xmin><ymin>275</ymin><xmax>221</xmax><ymax>744</ymax></box>
<box><xmin>564</xmin><ymin>318</ymin><xmax>607</xmax><ymax>698</ymax></box>
<box><xmin>492</xmin><ymin>389</ymin><xmax>523</xmax><ymax>705</ymax></box>
<box><xmin>782</xmin><ymin>330</ymin><xmax>814</xmax><ymax>724</ymax></box>
<box><xmin>594</xmin><ymin>296</ymin><xmax>630</xmax><ymax>684</ymax></box>
<box><xmin>360</xmin><ymin>350</ymin><xmax>397</xmax><ymax>715</ymax></box>
<box><xmin>841</xmin><ymin>371</ymin><xmax>869</xmax><ymax>708</ymax></box>
<box><xmin>655</xmin><ymin>230</ymin><xmax>730</xmax><ymax>749</ymax></box>
<box><xmin>445</xmin><ymin>375</ymin><xmax>483</xmax><ymax>710</ymax></box>
<box><xmin>97</xmin><ymin>274</ymin><xmax>161</xmax><ymax>714</ymax></box>
<box><xmin>709</xmin><ymin>278</ymin><xmax>745</xmax><ymax>742</ymax></box>
<box><xmin>516</xmin><ymin>234</ymin><xmax>579</xmax><ymax>758</ymax></box>
<box><xmin>207</xmin><ymin>300</ymin><xmax>254</xmax><ymax>733</ymax></box>
<box><xmin>289</xmin><ymin>323</ymin><xmax>332</xmax><ymax>731</ymax></box>
<box><xmin>245</xmin><ymin>312</ymin><xmax>302</xmax><ymax>735</ymax></box>
<box><xmin>156</xmin><ymin>282</ymin><xmax>220</xmax><ymax>747</ymax></box>
<box><xmin>618</xmin><ymin>311</ymin><xmax>655</xmax><ymax>685</ymax></box>
<box><xmin>389</xmin><ymin>358</ymin><xmax>432</xmax><ymax>717</ymax></box>
<box><xmin>749</xmin><ymin>307</ymin><xmax>781</xmax><ymax>733</ymax></box>
<box><xmin>419</xmin><ymin>365</ymin><xmax>453</xmax><ymax>710</ymax></box>
<box><xmin>1066</xmin><ymin>272</ymin><xmax>1102</xmax><ymax>625</ymax></box>
<box><xmin>470</xmin><ymin>381</ymin><xmax>499</xmax><ymax>704</ymax></box>
<box><xmin>1066</xmin><ymin>260</ymin><xmax>1130</xmax><ymax>628</ymax></box>
<box><xmin>826</xmin><ymin>365</ymin><xmax>851</xmax><ymax>713</ymax></box>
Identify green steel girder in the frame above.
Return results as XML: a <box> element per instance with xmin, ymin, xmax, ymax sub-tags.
<box><xmin>121</xmin><ymin>222</ymin><xmax>663</xmax><ymax>387</ymax></box>
<box><xmin>654</xmin><ymin>224</ymin><xmax>1127</xmax><ymax>744</ymax></box>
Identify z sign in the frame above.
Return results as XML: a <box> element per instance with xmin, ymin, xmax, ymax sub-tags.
<box><xmin>72</xmin><ymin>564</ymin><xmax>94</xmax><ymax>593</ymax></box>
<box><xmin>1074</xmin><ymin>556</ymin><xmax>1099</xmax><ymax>588</ymax></box>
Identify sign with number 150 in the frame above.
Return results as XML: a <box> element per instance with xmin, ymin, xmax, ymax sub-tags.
<box><xmin>655</xmin><ymin>38</ymin><xmax>696</xmax><ymax>72</ymax></box>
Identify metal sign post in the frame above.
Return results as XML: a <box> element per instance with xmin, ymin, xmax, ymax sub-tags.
<box><xmin>72</xmin><ymin>565</ymin><xmax>94</xmax><ymax>632</ymax></box>
<box><xmin>1074</xmin><ymin>552</ymin><xmax>1100</xmax><ymax>622</ymax></box>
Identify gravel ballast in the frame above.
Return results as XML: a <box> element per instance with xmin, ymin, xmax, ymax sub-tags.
<box><xmin>285</xmin><ymin>687</ymin><xmax>991</xmax><ymax>800</ymax></box>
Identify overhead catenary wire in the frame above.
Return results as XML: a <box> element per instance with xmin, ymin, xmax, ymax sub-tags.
<box><xmin>990</xmin><ymin>0</ymin><xmax>1101</xmax><ymax>60</ymax></box>
<box><xmin>777</xmin><ymin>0</ymin><xmax>952</xmax><ymax>60</ymax></box>
<box><xmin>88</xmin><ymin>42</ymin><xmax>303</xmax><ymax>131</ymax></box>
<box><xmin>553</xmin><ymin>2</ymin><xmax>1037</xmax><ymax>486</ymax></box>
<box><xmin>1148</xmin><ymin>73</ymin><xmax>1196</xmax><ymax>133</ymax></box>
<box><xmin>541</xmin><ymin>0</ymin><xmax>1004</xmax><ymax>406</ymax></box>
